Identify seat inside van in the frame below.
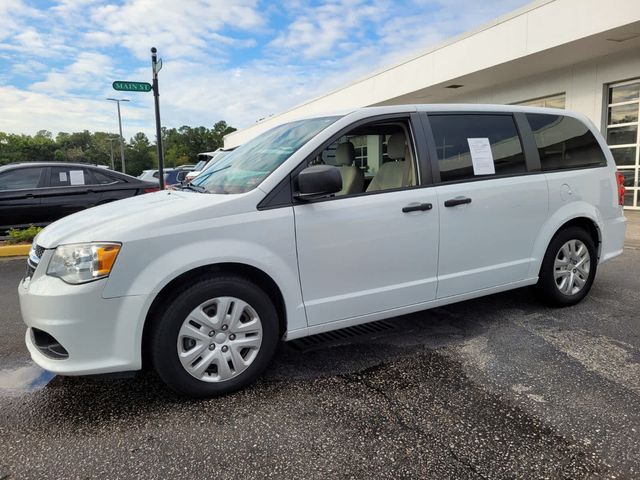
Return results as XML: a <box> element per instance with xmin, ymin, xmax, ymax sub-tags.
<box><xmin>315</xmin><ymin>122</ymin><xmax>417</xmax><ymax>197</ymax></box>
<box><xmin>332</xmin><ymin>142</ymin><xmax>364</xmax><ymax>196</ymax></box>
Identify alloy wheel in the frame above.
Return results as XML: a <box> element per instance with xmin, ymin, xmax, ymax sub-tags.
<box><xmin>553</xmin><ymin>239</ymin><xmax>591</xmax><ymax>296</ymax></box>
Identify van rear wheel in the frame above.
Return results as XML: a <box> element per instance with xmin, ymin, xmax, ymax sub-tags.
<box><xmin>150</xmin><ymin>275</ymin><xmax>279</xmax><ymax>398</ymax></box>
<box><xmin>537</xmin><ymin>226</ymin><xmax>597</xmax><ymax>306</ymax></box>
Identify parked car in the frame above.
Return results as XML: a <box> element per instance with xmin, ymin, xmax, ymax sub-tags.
<box><xmin>138</xmin><ymin>168</ymin><xmax>174</xmax><ymax>182</ymax></box>
<box><xmin>164</xmin><ymin>169</ymin><xmax>190</xmax><ymax>186</ymax></box>
<box><xmin>0</xmin><ymin>162</ymin><xmax>158</xmax><ymax>233</ymax></box>
<box><xmin>19</xmin><ymin>105</ymin><xmax>627</xmax><ymax>398</ymax></box>
<box><xmin>184</xmin><ymin>148</ymin><xmax>236</xmax><ymax>183</ymax></box>
<box><xmin>184</xmin><ymin>149</ymin><xmax>234</xmax><ymax>183</ymax></box>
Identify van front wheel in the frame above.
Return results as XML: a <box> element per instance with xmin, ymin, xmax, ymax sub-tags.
<box><xmin>537</xmin><ymin>226</ymin><xmax>597</xmax><ymax>306</ymax></box>
<box><xmin>150</xmin><ymin>275</ymin><xmax>279</xmax><ymax>397</ymax></box>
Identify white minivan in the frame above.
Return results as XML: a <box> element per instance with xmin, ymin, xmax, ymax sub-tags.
<box><xmin>19</xmin><ymin>105</ymin><xmax>627</xmax><ymax>397</ymax></box>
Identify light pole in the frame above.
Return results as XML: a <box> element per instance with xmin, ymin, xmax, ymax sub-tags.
<box><xmin>106</xmin><ymin>98</ymin><xmax>129</xmax><ymax>174</ymax></box>
<box><xmin>107</xmin><ymin>136</ymin><xmax>119</xmax><ymax>170</ymax></box>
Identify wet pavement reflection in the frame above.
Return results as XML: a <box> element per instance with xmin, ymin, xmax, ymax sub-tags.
<box><xmin>0</xmin><ymin>363</ymin><xmax>55</xmax><ymax>394</ymax></box>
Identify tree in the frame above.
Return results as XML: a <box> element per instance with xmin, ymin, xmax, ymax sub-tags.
<box><xmin>0</xmin><ymin>119</ymin><xmax>236</xmax><ymax>171</ymax></box>
<box><xmin>126</xmin><ymin>132</ymin><xmax>154</xmax><ymax>176</ymax></box>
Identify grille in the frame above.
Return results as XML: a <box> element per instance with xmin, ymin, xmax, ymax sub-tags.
<box><xmin>34</xmin><ymin>244</ymin><xmax>45</xmax><ymax>258</ymax></box>
<box><xmin>25</xmin><ymin>244</ymin><xmax>44</xmax><ymax>279</ymax></box>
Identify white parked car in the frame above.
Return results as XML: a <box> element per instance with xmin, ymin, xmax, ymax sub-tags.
<box><xmin>137</xmin><ymin>168</ymin><xmax>174</xmax><ymax>182</ymax></box>
<box><xmin>19</xmin><ymin>105</ymin><xmax>627</xmax><ymax>397</ymax></box>
<box><xmin>184</xmin><ymin>148</ymin><xmax>235</xmax><ymax>183</ymax></box>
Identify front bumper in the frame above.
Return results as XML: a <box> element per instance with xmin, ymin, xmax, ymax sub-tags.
<box><xmin>19</xmin><ymin>259</ymin><xmax>148</xmax><ymax>376</ymax></box>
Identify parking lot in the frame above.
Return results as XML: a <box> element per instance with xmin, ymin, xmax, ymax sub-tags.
<box><xmin>0</xmin><ymin>242</ymin><xmax>639</xmax><ymax>479</ymax></box>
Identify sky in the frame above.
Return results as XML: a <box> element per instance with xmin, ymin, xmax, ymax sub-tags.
<box><xmin>0</xmin><ymin>0</ymin><xmax>530</xmax><ymax>141</ymax></box>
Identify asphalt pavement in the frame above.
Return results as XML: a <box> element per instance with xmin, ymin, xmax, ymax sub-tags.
<box><xmin>1</xmin><ymin>247</ymin><xmax>639</xmax><ymax>479</ymax></box>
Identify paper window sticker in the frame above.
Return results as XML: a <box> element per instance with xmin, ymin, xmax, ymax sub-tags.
<box><xmin>467</xmin><ymin>138</ymin><xmax>495</xmax><ymax>175</ymax></box>
<box><xmin>69</xmin><ymin>170</ymin><xmax>85</xmax><ymax>185</ymax></box>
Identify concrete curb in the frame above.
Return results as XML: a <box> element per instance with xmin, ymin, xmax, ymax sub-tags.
<box><xmin>0</xmin><ymin>244</ymin><xmax>30</xmax><ymax>257</ymax></box>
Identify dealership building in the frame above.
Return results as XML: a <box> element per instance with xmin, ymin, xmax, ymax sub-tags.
<box><xmin>225</xmin><ymin>0</ymin><xmax>640</xmax><ymax>209</ymax></box>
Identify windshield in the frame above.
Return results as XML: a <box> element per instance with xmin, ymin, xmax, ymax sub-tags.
<box><xmin>191</xmin><ymin>116</ymin><xmax>339</xmax><ymax>194</ymax></box>
<box><xmin>192</xmin><ymin>160</ymin><xmax>208</xmax><ymax>171</ymax></box>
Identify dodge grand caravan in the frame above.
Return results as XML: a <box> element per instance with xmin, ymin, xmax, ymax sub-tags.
<box><xmin>19</xmin><ymin>105</ymin><xmax>627</xmax><ymax>397</ymax></box>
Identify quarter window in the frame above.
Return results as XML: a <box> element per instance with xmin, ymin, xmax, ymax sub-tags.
<box><xmin>92</xmin><ymin>170</ymin><xmax>121</xmax><ymax>185</ymax></box>
<box><xmin>0</xmin><ymin>168</ymin><xmax>42</xmax><ymax>191</ymax></box>
<box><xmin>428</xmin><ymin>115</ymin><xmax>526</xmax><ymax>183</ymax></box>
<box><xmin>526</xmin><ymin>114</ymin><xmax>607</xmax><ymax>171</ymax></box>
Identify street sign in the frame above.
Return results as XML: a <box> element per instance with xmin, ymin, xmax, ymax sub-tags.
<box><xmin>154</xmin><ymin>59</ymin><xmax>163</xmax><ymax>74</ymax></box>
<box><xmin>112</xmin><ymin>81</ymin><xmax>152</xmax><ymax>92</ymax></box>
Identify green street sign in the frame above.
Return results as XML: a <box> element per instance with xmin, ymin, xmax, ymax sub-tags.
<box><xmin>112</xmin><ymin>81</ymin><xmax>152</xmax><ymax>92</ymax></box>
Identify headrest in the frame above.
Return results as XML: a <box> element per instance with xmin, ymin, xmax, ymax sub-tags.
<box><xmin>386</xmin><ymin>134</ymin><xmax>406</xmax><ymax>160</ymax></box>
<box><xmin>334</xmin><ymin>142</ymin><xmax>356</xmax><ymax>166</ymax></box>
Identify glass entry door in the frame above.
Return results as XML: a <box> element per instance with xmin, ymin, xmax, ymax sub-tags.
<box><xmin>607</xmin><ymin>80</ymin><xmax>640</xmax><ymax>209</ymax></box>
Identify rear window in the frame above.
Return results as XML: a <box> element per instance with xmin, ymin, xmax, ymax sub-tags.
<box><xmin>428</xmin><ymin>114</ymin><xmax>526</xmax><ymax>183</ymax></box>
<box><xmin>526</xmin><ymin>114</ymin><xmax>607</xmax><ymax>171</ymax></box>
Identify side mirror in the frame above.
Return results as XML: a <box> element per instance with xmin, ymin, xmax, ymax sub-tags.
<box><xmin>295</xmin><ymin>165</ymin><xmax>342</xmax><ymax>201</ymax></box>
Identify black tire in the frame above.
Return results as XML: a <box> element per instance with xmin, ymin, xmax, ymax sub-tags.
<box><xmin>537</xmin><ymin>226</ymin><xmax>597</xmax><ymax>307</ymax></box>
<box><xmin>150</xmin><ymin>275</ymin><xmax>279</xmax><ymax>398</ymax></box>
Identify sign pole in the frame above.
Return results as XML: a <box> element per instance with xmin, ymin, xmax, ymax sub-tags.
<box><xmin>151</xmin><ymin>47</ymin><xmax>165</xmax><ymax>190</ymax></box>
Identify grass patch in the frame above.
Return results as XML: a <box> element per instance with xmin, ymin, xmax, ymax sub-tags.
<box><xmin>5</xmin><ymin>225</ymin><xmax>43</xmax><ymax>245</ymax></box>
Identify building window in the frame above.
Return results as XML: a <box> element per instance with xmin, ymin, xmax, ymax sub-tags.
<box><xmin>607</xmin><ymin>80</ymin><xmax>640</xmax><ymax>209</ymax></box>
<box><xmin>515</xmin><ymin>93</ymin><xmax>566</xmax><ymax>109</ymax></box>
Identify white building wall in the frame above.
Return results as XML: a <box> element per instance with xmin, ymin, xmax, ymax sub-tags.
<box><xmin>447</xmin><ymin>48</ymin><xmax>640</xmax><ymax>132</ymax></box>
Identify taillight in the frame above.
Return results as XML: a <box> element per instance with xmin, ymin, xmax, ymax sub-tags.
<box><xmin>615</xmin><ymin>171</ymin><xmax>625</xmax><ymax>206</ymax></box>
<box><xmin>143</xmin><ymin>187</ymin><xmax>160</xmax><ymax>194</ymax></box>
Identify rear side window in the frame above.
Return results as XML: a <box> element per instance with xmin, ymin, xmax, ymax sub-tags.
<box><xmin>92</xmin><ymin>170</ymin><xmax>121</xmax><ymax>185</ymax></box>
<box><xmin>526</xmin><ymin>114</ymin><xmax>607</xmax><ymax>171</ymax></box>
<box><xmin>0</xmin><ymin>168</ymin><xmax>42</xmax><ymax>191</ymax></box>
<box><xmin>428</xmin><ymin>114</ymin><xmax>526</xmax><ymax>183</ymax></box>
<box><xmin>49</xmin><ymin>167</ymin><xmax>89</xmax><ymax>187</ymax></box>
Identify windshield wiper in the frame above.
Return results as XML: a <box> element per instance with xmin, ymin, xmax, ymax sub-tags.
<box><xmin>180</xmin><ymin>184</ymin><xmax>207</xmax><ymax>193</ymax></box>
<box><xmin>194</xmin><ymin>164</ymin><xmax>232</xmax><ymax>185</ymax></box>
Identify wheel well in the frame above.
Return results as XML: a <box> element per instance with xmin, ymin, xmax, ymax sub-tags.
<box><xmin>141</xmin><ymin>263</ymin><xmax>287</xmax><ymax>369</ymax></box>
<box><xmin>556</xmin><ymin>217</ymin><xmax>601</xmax><ymax>258</ymax></box>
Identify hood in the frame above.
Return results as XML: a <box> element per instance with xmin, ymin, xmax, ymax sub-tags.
<box><xmin>36</xmin><ymin>190</ymin><xmax>247</xmax><ymax>248</ymax></box>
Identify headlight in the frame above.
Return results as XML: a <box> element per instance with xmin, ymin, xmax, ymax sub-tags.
<box><xmin>47</xmin><ymin>243</ymin><xmax>121</xmax><ymax>284</ymax></box>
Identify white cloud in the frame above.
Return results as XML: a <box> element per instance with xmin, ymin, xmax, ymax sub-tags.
<box><xmin>269</xmin><ymin>0</ymin><xmax>391</xmax><ymax>59</ymax></box>
<box><xmin>30</xmin><ymin>52</ymin><xmax>115</xmax><ymax>95</ymax></box>
<box><xmin>0</xmin><ymin>0</ymin><xmax>531</xmax><ymax>140</ymax></box>
<box><xmin>88</xmin><ymin>0</ymin><xmax>264</xmax><ymax>60</ymax></box>
<box><xmin>0</xmin><ymin>0</ymin><xmax>43</xmax><ymax>42</ymax></box>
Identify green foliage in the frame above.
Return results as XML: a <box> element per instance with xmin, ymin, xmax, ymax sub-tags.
<box><xmin>0</xmin><ymin>120</ymin><xmax>236</xmax><ymax>176</ymax></box>
<box><xmin>162</xmin><ymin>120</ymin><xmax>236</xmax><ymax>168</ymax></box>
<box><xmin>6</xmin><ymin>225</ymin><xmax>43</xmax><ymax>244</ymax></box>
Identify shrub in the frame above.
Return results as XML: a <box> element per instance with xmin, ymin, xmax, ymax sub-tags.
<box><xmin>5</xmin><ymin>225</ymin><xmax>43</xmax><ymax>244</ymax></box>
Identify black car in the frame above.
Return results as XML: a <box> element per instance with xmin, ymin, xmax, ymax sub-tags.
<box><xmin>0</xmin><ymin>162</ymin><xmax>159</xmax><ymax>233</ymax></box>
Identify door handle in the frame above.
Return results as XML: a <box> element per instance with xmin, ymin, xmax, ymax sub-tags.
<box><xmin>402</xmin><ymin>202</ymin><xmax>432</xmax><ymax>213</ymax></box>
<box><xmin>444</xmin><ymin>197</ymin><xmax>472</xmax><ymax>207</ymax></box>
